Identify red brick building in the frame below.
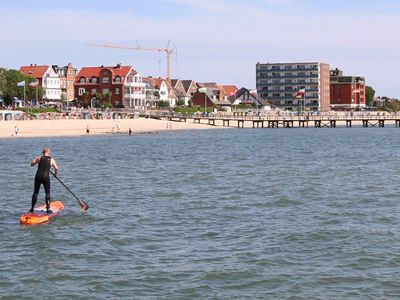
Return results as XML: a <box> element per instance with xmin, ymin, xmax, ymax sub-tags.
<box><xmin>53</xmin><ymin>63</ymin><xmax>76</xmax><ymax>101</ymax></box>
<box><xmin>319</xmin><ymin>63</ymin><xmax>331</xmax><ymax>111</ymax></box>
<box><xmin>74</xmin><ymin>64</ymin><xmax>145</xmax><ymax>108</ymax></box>
<box><xmin>330</xmin><ymin>69</ymin><xmax>366</xmax><ymax>111</ymax></box>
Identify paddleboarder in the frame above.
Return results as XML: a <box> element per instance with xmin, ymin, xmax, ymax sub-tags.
<box><xmin>30</xmin><ymin>147</ymin><xmax>59</xmax><ymax>213</ymax></box>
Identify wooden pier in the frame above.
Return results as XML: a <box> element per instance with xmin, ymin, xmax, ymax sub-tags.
<box><xmin>145</xmin><ymin>112</ymin><xmax>400</xmax><ymax>129</ymax></box>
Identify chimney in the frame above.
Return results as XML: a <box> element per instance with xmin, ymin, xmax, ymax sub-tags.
<box><xmin>117</xmin><ymin>63</ymin><xmax>122</xmax><ymax>68</ymax></box>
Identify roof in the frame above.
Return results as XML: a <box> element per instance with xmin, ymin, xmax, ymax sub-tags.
<box><xmin>235</xmin><ymin>87</ymin><xmax>271</xmax><ymax>107</ymax></box>
<box><xmin>173</xmin><ymin>87</ymin><xmax>184</xmax><ymax>97</ymax></box>
<box><xmin>170</xmin><ymin>79</ymin><xmax>179</xmax><ymax>88</ymax></box>
<box><xmin>20</xmin><ymin>65</ymin><xmax>50</xmax><ymax>78</ymax></box>
<box><xmin>76</xmin><ymin>65</ymin><xmax>133</xmax><ymax>81</ymax></box>
<box><xmin>181</xmin><ymin>80</ymin><xmax>195</xmax><ymax>93</ymax></box>
<box><xmin>221</xmin><ymin>85</ymin><xmax>238</xmax><ymax>97</ymax></box>
<box><xmin>143</xmin><ymin>77</ymin><xmax>166</xmax><ymax>89</ymax></box>
<box><xmin>197</xmin><ymin>82</ymin><xmax>219</xmax><ymax>89</ymax></box>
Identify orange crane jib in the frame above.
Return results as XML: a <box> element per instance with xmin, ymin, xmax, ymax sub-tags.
<box><xmin>85</xmin><ymin>43</ymin><xmax>173</xmax><ymax>83</ymax></box>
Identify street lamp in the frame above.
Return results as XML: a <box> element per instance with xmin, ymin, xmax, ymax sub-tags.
<box><xmin>199</xmin><ymin>87</ymin><xmax>207</xmax><ymax>115</ymax></box>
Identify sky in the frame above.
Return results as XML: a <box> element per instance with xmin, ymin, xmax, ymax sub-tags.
<box><xmin>0</xmin><ymin>0</ymin><xmax>399</xmax><ymax>97</ymax></box>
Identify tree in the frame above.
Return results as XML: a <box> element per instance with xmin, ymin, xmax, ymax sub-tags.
<box><xmin>81</xmin><ymin>91</ymin><xmax>91</xmax><ymax>108</ymax></box>
<box><xmin>384</xmin><ymin>100</ymin><xmax>400</xmax><ymax>112</ymax></box>
<box><xmin>102</xmin><ymin>91</ymin><xmax>113</xmax><ymax>108</ymax></box>
<box><xmin>159</xmin><ymin>100</ymin><xmax>170</xmax><ymax>107</ymax></box>
<box><xmin>176</xmin><ymin>99</ymin><xmax>185</xmax><ymax>106</ymax></box>
<box><xmin>26</xmin><ymin>85</ymin><xmax>43</xmax><ymax>103</ymax></box>
<box><xmin>60</xmin><ymin>93</ymin><xmax>66</xmax><ymax>108</ymax></box>
<box><xmin>93</xmin><ymin>92</ymin><xmax>103</xmax><ymax>108</ymax></box>
<box><xmin>0</xmin><ymin>68</ymin><xmax>42</xmax><ymax>105</ymax></box>
<box><xmin>366</xmin><ymin>86</ymin><xmax>376</xmax><ymax>106</ymax></box>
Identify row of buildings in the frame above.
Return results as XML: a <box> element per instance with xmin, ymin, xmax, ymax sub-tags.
<box><xmin>18</xmin><ymin>61</ymin><xmax>367</xmax><ymax>111</ymax></box>
<box><xmin>256</xmin><ymin>62</ymin><xmax>366</xmax><ymax>111</ymax></box>
<box><xmin>19</xmin><ymin>64</ymin><xmax>264</xmax><ymax>110</ymax></box>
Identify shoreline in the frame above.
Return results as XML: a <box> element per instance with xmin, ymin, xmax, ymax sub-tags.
<box><xmin>0</xmin><ymin>118</ymin><xmax>221</xmax><ymax>139</ymax></box>
<box><xmin>2</xmin><ymin>117</ymin><xmax>399</xmax><ymax>139</ymax></box>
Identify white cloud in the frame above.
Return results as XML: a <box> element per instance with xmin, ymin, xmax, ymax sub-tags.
<box><xmin>162</xmin><ymin>0</ymin><xmax>229</xmax><ymax>12</ymax></box>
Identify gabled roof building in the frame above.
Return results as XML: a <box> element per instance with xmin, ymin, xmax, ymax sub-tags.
<box><xmin>53</xmin><ymin>63</ymin><xmax>77</xmax><ymax>102</ymax></box>
<box><xmin>74</xmin><ymin>64</ymin><xmax>145</xmax><ymax>109</ymax></box>
<box><xmin>20</xmin><ymin>64</ymin><xmax>62</xmax><ymax>101</ymax></box>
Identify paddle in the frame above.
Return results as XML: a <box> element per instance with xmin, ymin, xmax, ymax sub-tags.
<box><xmin>50</xmin><ymin>171</ymin><xmax>89</xmax><ymax>210</ymax></box>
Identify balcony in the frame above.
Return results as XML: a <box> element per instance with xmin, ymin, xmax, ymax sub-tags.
<box><xmin>124</xmin><ymin>93</ymin><xmax>146</xmax><ymax>99</ymax></box>
<box><xmin>264</xmin><ymin>88</ymin><xmax>319</xmax><ymax>93</ymax></box>
<box><xmin>125</xmin><ymin>82</ymin><xmax>146</xmax><ymax>88</ymax></box>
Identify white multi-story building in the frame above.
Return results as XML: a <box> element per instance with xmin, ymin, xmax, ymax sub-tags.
<box><xmin>20</xmin><ymin>64</ymin><xmax>62</xmax><ymax>101</ymax></box>
<box><xmin>124</xmin><ymin>71</ymin><xmax>146</xmax><ymax>109</ymax></box>
<box><xmin>256</xmin><ymin>62</ymin><xmax>331</xmax><ymax>111</ymax></box>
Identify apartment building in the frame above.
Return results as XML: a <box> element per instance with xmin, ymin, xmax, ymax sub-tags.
<box><xmin>74</xmin><ymin>64</ymin><xmax>145</xmax><ymax>109</ymax></box>
<box><xmin>256</xmin><ymin>62</ymin><xmax>331</xmax><ymax>111</ymax></box>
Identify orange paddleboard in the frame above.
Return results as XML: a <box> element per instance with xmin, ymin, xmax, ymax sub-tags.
<box><xmin>20</xmin><ymin>201</ymin><xmax>64</xmax><ymax>225</ymax></box>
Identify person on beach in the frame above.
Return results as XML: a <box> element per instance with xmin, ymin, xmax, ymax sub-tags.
<box><xmin>129</xmin><ymin>128</ymin><xmax>132</xmax><ymax>136</ymax></box>
<box><xmin>14</xmin><ymin>126</ymin><xmax>19</xmax><ymax>136</ymax></box>
<box><xmin>86</xmin><ymin>125</ymin><xmax>90</xmax><ymax>135</ymax></box>
<box><xmin>30</xmin><ymin>147</ymin><xmax>59</xmax><ymax>213</ymax></box>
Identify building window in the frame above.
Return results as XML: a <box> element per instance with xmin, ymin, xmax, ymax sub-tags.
<box><xmin>115</xmin><ymin>88</ymin><xmax>120</xmax><ymax>95</ymax></box>
<box><xmin>92</xmin><ymin>77</ymin><xmax>98</xmax><ymax>83</ymax></box>
<box><xmin>91</xmin><ymin>89</ymin><xmax>97</xmax><ymax>95</ymax></box>
<box><xmin>102</xmin><ymin>88</ymin><xmax>109</xmax><ymax>94</ymax></box>
<box><xmin>80</xmin><ymin>77</ymin><xmax>86</xmax><ymax>83</ymax></box>
<box><xmin>78</xmin><ymin>88</ymin><xmax>85</xmax><ymax>96</ymax></box>
<box><xmin>115</xmin><ymin>76</ymin><xmax>121</xmax><ymax>83</ymax></box>
<box><xmin>102</xmin><ymin>77</ymin><xmax>109</xmax><ymax>84</ymax></box>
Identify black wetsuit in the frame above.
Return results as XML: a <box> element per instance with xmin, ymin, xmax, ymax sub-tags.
<box><xmin>31</xmin><ymin>156</ymin><xmax>52</xmax><ymax>210</ymax></box>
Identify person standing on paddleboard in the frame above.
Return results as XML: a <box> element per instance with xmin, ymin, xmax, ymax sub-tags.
<box><xmin>30</xmin><ymin>147</ymin><xmax>59</xmax><ymax>213</ymax></box>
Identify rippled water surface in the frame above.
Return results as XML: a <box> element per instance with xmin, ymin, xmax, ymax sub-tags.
<box><xmin>1</xmin><ymin>128</ymin><xmax>400</xmax><ymax>299</ymax></box>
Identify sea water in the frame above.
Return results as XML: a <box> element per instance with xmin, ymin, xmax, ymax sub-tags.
<box><xmin>1</xmin><ymin>128</ymin><xmax>400</xmax><ymax>299</ymax></box>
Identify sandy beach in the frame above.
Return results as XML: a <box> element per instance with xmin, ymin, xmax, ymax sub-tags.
<box><xmin>0</xmin><ymin>118</ymin><xmax>216</xmax><ymax>138</ymax></box>
<box><xmin>2</xmin><ymin>114</ymin><xmax>398</xmax><ymax>138</ymax></box>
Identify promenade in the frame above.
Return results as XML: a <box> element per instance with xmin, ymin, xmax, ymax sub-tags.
<box><xmin>1</xmin><ymin>109</ymin><xmax>399</xmax><ymax>138</ymax></box>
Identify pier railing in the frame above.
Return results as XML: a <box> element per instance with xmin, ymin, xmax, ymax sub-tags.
<box><xmin>146</xmin><ymin>112</ymin><xmax>400</xmax><ymax>122</ymax></box>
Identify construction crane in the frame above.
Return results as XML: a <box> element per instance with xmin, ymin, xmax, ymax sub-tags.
<box><xmin>85</xmin><ymin>42</ymin><xmax>174</xmax><ymax>83</ymax></box>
